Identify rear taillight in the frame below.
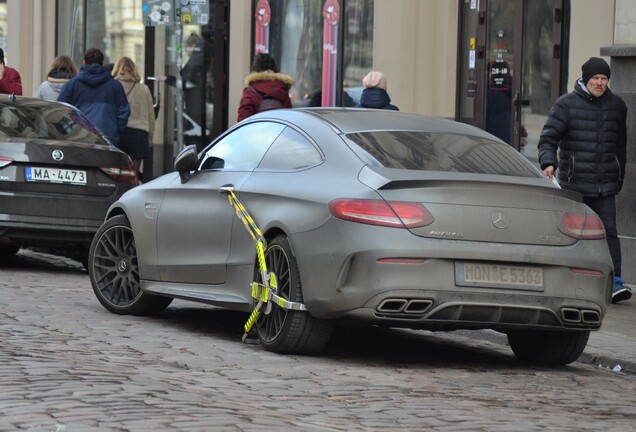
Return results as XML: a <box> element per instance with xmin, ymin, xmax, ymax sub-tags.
<box><xmin>0</xmin><ymin>157</ymin><xmax>14</xmax><ymax>168</ymax></box>
<box><xmin>100</xmin><ymin>164</ymin><xmax>139</xmax><ymax>186</ymax></box>
<box><xmin>558</xmin><ymin>212</ymin><xmax>606</xmax><ymax>240</ymax></box>
<box><xmin>328</xmin><ymin>199</ymin><xmax>434</xmax><ymax>228</ymax></box>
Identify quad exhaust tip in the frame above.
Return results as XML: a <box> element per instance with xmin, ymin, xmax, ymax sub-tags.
<box><xmin>561</xmin><ymin>307</ymin><xmax>600</xmax><ymax>325</ymax></box>
<box><xmin>376</xmin><ymin>298</ymin><xmax>433</xmax><ymax>315</ymax></box>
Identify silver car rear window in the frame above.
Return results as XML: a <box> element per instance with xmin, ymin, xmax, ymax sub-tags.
<box><xmin>345</xmin><ymin>131</ymin><xmax>540</xmax><ymax>177</ymax></box>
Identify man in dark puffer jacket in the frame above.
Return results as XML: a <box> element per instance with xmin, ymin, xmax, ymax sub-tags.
<box><xmin>538</xmin><ymin>57</ymin><xmax>631</xmax><ymax>304</ymax></box>
<box><xmin>58</xmin><ymin>48</ymin><xmax>130</xmax><ymax>147</ymax></box>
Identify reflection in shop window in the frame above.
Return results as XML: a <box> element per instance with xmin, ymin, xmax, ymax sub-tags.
<box><xmin>102</xmin><ymin>0</ymin><xmax>146</xmax><ymax>77</ymax></box>
<box><xmin>0</xmin><ymin>1</ymin><xmax>6</xmax><ymax>55</ymax></box>
<box><xmin>264</xmin><ymin>0</ymin><xmax>373</xmax><ymax>107</ymax></box>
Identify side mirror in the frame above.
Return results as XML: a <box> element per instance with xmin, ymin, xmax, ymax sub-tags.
<box><xmin>174</xmin><ymin>144</ymin><xmax>198</xmax><ymax>183</ymax></box>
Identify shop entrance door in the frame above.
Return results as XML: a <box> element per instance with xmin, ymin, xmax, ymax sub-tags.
<box><xmin>458</xmin><ymin>0</ymin><xmax>566</xmax><ymax>165</ymax></box>
<box><xmin>145</xmin><ymin>0</ymin><xmax>230</xmax><ymax>175</ymax></box>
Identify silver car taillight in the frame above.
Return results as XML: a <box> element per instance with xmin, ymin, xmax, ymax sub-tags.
<box><xmin>329</xmin><ymin>198</ymin><xmax>434</xmax><ymax>228</ymax></box>
<box><xmin>558</xmin><ymin>212</ymin><xmax>606</xmax><ymax>240</ymax></box>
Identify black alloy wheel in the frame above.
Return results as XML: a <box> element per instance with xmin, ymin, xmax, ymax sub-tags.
<box><xmin>89</xmin><ymin>215</ymin><xmax>172</xmax><ymax>315</ymax></box>
<box><xmin>256</xmin><ymin>235</ymin><xmax>333</xmax><ymax>354</ymax></box>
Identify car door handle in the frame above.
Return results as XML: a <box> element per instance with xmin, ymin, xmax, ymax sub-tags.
<box><xmin>219</xmin><ymin>184</ymin><xmax>234</xmax><ymax>196</ymax></box>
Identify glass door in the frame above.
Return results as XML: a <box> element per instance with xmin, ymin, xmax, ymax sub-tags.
<box><xmin>457</xmin><ymin>0</ymin><xmax>566</xmax><ymax>165</ymax></box>
<box><xmin>517</xmin><ymin>0</ymin><xmax>564</xmax><ymax>165</ymax></box>
<box><xmin>483</xmin><ymin>0</ymin><xmax>518</xmax><ymax>147</ymax></box>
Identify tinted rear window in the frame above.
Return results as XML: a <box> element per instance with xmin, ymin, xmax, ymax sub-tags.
<box><xmin>345</xmin><ymin>131</ymin><xmax>540</xmax><ymax>177</ymax></box>
<box><xmin>0</xmin><ymin>103</ymin><xmax>108</xmax><ymax>145</ymax></box>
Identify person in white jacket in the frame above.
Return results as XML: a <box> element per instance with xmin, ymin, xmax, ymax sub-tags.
<box><xmin>35</xmin><ymin>55</ymin><xmax>78</xmax><ymax>101</ymax></box>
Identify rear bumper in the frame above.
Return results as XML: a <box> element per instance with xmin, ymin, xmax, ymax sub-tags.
<box><xmin>340</xmin><ymin>289</ymin><xmax>607</xmax><ymax>332</ymax></box>
<box><xmin>292</xmin><ymin>220</ymin><xmax>612</xmax><ymax>330</ymax></box>
<box><xmin>0</xmin><ymin>216</ymin><xmax>101</xmax><ymax>247</ymax></box>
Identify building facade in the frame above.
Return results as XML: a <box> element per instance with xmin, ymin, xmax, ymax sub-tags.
<box><xmin>4</xmin><ymin>0</ymin><xmax>636</xmax><ymax>282</ymax></box>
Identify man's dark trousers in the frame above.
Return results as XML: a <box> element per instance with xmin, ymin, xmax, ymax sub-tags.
<box><xmin>584</xmin><ymin>195</ymin><xmax>621</xmax><ymax>276</ymax></box>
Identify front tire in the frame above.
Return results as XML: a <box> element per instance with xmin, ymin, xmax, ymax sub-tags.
<box><xmin>256</xmin><ymin>235</ymin><xmax>333</xmax><ymax>354</ymax></box>
<box><xmin>507</xmin><ymin>329</ymin><xmax>590</xmax><ymax>365</ymax></box>
<box><xmin>89</xmin><ymin>214</ymin><xmax>172</xmax><ymax>315</ymax></box>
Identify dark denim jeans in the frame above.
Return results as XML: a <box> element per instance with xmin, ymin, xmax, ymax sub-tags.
<box><xmin>584</xmin><ymin>195</ymin><xmax>621</xmax><ymax>277</ymax></box>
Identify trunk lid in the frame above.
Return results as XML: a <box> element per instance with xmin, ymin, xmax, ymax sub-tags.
<box><xmin>359</xmin><ymin>166</ymin><xmax>585</xmax><ymax>246</ymax></box>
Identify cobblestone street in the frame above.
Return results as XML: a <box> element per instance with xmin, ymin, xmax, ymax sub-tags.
<box><xmin>1</xmin><ymin>251</ymin><xmax>635</xmax><ymax>431</ymax></box>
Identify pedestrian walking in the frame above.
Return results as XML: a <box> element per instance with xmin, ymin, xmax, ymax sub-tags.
<box><xmin>35</xmin><ymin>55</ymin><xmax>78</xmax><ymax>101</ymax></box>
<box><xmin>0</xmin><ymin>48</ymin><xmax>22</xmax><ymax>95</ymax></box>
<box><xmin>58</xmin><ymin>48</ymin><xmax>130</xmax><ymax>147</ymax></box>
<box><xmin>537</xmin><ymin>56</ymin><xmax>631</xmax><ymax>303</ymax></box>
<box><xmin>354</xmin><ymin>71</ymin><xmax>398</xmax><ymax>110</ymax></box>
<box><xmin>112</xmin><ymin>56</ymin><xmax>155</xmax><ymax>180</ymax></box>
<box><xmin>237</xmin><ymin>52</ymin><xmax>293</xmax><ymax>122</ymax></box>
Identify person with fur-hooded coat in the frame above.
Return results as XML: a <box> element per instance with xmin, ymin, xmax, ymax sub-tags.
<box><xmin>237</xmin><ymin>53</ymin><xmax>294</xmax><ymax>122</ymax></box>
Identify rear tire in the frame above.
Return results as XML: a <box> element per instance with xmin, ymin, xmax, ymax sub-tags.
<box><xmin>256</xmin><ymin>235</ymin><xmax>333</xmax><ymax>354</ymax></box>
<box><xmin>507</xmin><ymin>329</ymin><xmax>590</xmax><ymax>365</ymax></box>
<box><xmin>89</xmin><ymin>214</ymin><xmax>173</xmax><ymax>315</ymax></box>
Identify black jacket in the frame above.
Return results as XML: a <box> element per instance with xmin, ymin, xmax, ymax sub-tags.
<box><xmin>538</xmin><ymin>80</ymin><xmax>627</xmax><ymax>197</ymax></box>
<box><xmin>354</xmin><ymin>87</ymin><xmax>399</xmax><ymax>110</ymax></box>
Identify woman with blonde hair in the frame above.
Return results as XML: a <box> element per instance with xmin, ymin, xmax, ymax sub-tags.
<box><xmin>112</xmin><ymin>56</ymin><xmax>155</xmax><ymax>180</ymax></box>
<box><xmin>36</xmin><ymin>55</ymin><xmax>78</xmax><ymax>101</ymax></box>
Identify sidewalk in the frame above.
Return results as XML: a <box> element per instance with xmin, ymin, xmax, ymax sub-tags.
<box><xmin>454</xmin><ymin>293</ymin><xmax>635</xmax><ymax>373</ymax></box>
<box><xmin>582</xmin><ymin>293</ymin><xmax>635</xmax><ymax>373</ymax></box>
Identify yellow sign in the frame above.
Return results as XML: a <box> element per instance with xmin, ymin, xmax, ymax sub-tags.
<box><xmin>469</xmin><ymin>37</ymin><xmax>476</xmax><ymax>50</ymax></box>
<box><xmin>182</xmin><ymin>13</ymin><xmax>192</xmax><ymax>23</ymax></box>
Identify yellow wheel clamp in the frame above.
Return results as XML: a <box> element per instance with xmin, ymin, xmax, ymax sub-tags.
<box><xmin>219</xmin><ymin>186</ymin><xmax>307</xmax><ymax>342</ymax></box>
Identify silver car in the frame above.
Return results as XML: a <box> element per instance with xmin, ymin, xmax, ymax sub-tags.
<box><xmin>89</xmin><ymin>108</ymin><xmax>612</xmax><ymax>365</ymax></box>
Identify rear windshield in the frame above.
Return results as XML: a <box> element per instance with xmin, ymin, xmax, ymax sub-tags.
<box><xmin>345</xmin><ymin>131</ymin><xmax>541</xmax><ymax>177</ymax></box>
<box><xmin>0</xmin><ymin>102</ymin><xmax>109</xmax><ymax>145</ymax></box>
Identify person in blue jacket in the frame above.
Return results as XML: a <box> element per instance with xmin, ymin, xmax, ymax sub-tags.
<box><xmin>354</xmin><ymin>71</ymin><xmax>399</xmax><ymax>110</ymax></box>
<box><xmin>58</xmin><ymin>48</ymin><xmax>130</xmax><ymax>146</ymax></box>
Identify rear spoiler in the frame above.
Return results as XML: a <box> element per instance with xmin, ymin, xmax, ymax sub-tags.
<box><xmin>358</xmin><ymin>165</ymin><xmax>582</xmax><ymax>202</ymax></box>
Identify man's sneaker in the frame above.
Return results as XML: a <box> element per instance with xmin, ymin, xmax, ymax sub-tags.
<box><xmin>611</xmin><ymin>276</ymin><xmax>632</xmax><ymax>304</ymax></box>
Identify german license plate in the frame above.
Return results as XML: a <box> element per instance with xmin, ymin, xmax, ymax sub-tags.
<box><xmin>25</xmin><ymin>166</ymin><xmax>86</xmax><ymax>185</ymax></box>
<box><xmin>455</xmin><ymin>262</ymin><xmax>544</xmax><ymax>291</ymax></box>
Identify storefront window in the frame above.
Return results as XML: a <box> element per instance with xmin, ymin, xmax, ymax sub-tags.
<box><xmin>57</xmin><ymin>0</ymin><xmax>85</xmax><ymax>67</ymax></box>
<box><xmin>57</xmin><ymin>0</ymin><xmax>146</xmax><ymax>78</ymax></box>
<box><xmin>0</xmin><ymin>1</ymin><xmax>7</xmax><ymax>56</ymax></box>
<box><xmin>342</xmin><ymin>0</ymin><xmax>374</xmax><ymax>105</ymax></box>
<box><xmin>261</xmin><ymin>0</ymin><xmax>373</xmax><ymax>107</ymax></box>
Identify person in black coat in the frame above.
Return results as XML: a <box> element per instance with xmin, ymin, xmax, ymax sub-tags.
<box><xmin>538</xmin><ymin>57</ymin><xmax>630</xmax><ymax>303</ymax></box>
<box><xmin>354</xmin><ymin>71</ymin><xmax>398</xmax><ymax>110</ymax></box>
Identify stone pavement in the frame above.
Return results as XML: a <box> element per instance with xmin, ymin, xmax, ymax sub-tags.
<box><xmin>14</xmin><ymin>248</ymin><xmax>636</xmax><ymax>374</ymax></box>
<box><xmin>3</xmin><ymin>249</ymin><xmax>636</xmax><ymax>431</ymax></box>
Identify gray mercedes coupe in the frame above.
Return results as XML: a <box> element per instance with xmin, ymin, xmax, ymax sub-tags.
<box><xmin>89</xmin><ymin>108</ymin><xmax>613</xmax><ymax>365</ymax></box>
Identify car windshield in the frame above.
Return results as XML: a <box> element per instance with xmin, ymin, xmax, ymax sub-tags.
<box><xmin>0</xmin><ymin>103</ymin><xmax>107</xmax><ymax>145</ymax></box>
<box><xmin>345</xmin><ymin>131</ymin><xmax>541</xmax><ymax>177</ymax></box>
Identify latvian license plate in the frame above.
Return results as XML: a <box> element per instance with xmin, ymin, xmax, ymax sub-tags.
<box><xmin>455</xmin><ymin>262</ymin><xmax>544</xmax><ymax>291</ymax></box>
<box><xmin>25</xmin><ymin>166</ymin><xmax>87</xmax><ymax>185</ymax></box>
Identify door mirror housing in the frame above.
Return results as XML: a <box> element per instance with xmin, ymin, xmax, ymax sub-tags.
<box><xmin>174</xmin><ymin>144</ymin><xmax>198</xmax><ymax>183</ymax></box>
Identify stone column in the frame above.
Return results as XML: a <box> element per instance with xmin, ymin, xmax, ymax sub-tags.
<box><xmin>599</xmin><ymin>0</ymin><xmax>636</xmax><ymax>282</ymax></box>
